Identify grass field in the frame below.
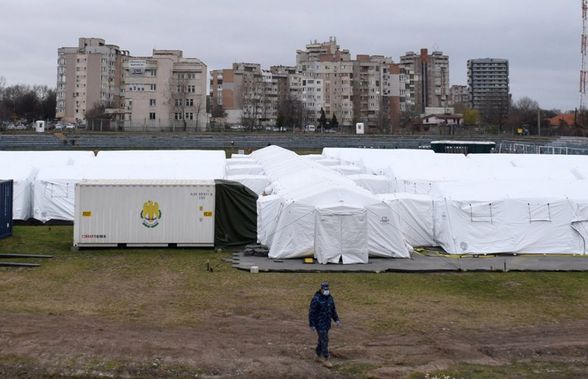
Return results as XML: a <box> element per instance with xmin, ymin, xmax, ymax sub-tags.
<box><xmin>1</xmin><ymin>225</ymin><xmax>587</xmax><ymax>378</ymax></box>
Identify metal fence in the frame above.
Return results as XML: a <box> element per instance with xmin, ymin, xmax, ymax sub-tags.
<box><xmin>496</xmin><ymin>142</ymin><xmax>588</xmax><ymax>155</ymax></box>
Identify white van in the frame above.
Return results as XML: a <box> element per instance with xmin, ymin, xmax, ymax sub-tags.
<box><xmin>305</xmin><ymin>124</ymin><xmax>316</xmax><ymax>132</ymax></box>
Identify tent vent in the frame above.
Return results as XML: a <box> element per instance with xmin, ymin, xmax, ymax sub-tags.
<box><xmin>469</xmin><ymin>203</ymin><xmax>493</xmax><ymax>223</ymax></box>
<box><xmin>528</xmin><ymin>203</ymin><xmax>552</xmax><ymax>222</ymax></box>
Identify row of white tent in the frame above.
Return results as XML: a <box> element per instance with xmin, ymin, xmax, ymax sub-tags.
<box><xmin>4</xmin><ymin>147</ymin><xmax>588</xmax><ymax>260</ymax></box>
<box><xmin>247</xmin><ymin>146</ymin><xmax>412</xmax><ymax>264</ymax></box>
<box><xmin>320</xmin><ymin>148</ymin><xmax>588</xmax><ymax>256</ymax></box>
<box><xmin>0</xmin><ymin>150</ymin><xmax>229</xmax><ymax>222</ymax></box>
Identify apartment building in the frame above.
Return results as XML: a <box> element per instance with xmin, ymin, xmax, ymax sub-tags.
<box><xmin>120</xmin><ymin>50</ymin><xmax>207</xmax><ymax>130</ymax></box>
<box><xmin>467</xmin><ymin>58</ymin><xmax>509</xmax><ymax>122</ymax></box>
<box><xmin>210</xmin><ymin>63</ymin><xmax>281</xmax><ymax>127</ymax></box>
<box><xmin>400</xmin><ymin>49</ymin><xmax>449</xmax><ymax>115</ymax></box>
<box><xmin>288</xmin><ymin>74</ymin><xmax>325</xmax><ymax>120</ymax></box>
<box><xmin>449</xmin><ymin>85</ymin><xmax>469</xmax><ymax>106</ymax></box>
<box><xmin>352</xmin><ymin>55</ymin><xmax>400</xmax><ymax>130</ymax></box>
<box><xmin>56</xmin><ymin>37</ymin><xmax>126</xmax><ymax>122</ymax></box>
<box><xmin>296</xmin><ymin>37</ymin><xmax>354</xmax><ymax>125</ymax></box>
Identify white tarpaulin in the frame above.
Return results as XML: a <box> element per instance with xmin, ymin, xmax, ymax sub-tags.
<box><xmin>349</xmin><ymin>174</ymin><xmax>394</xmax><ymax>194</ymax></box>
<box><xmin>256</xmin><ymin>194</ymin><xmax>283</xmax><ymax>246</ymax></box>
<box><xmin>226</xmin><ymin>164</ymin><xmax>264</xmax><ymax>176</ymax></box>
<box><xmin>0</xmin><ymin>151</ymin><xmax>95</xmax><ymax>220</ymax></box>
<box><xmin>315</xmin><ymin>206</ymin><xmax>368</xmax><ymax>264</ymax></box>
<box><xmin>432</xmin><ymin>180</ymin><xmax>588</xmax><ymax>255</ymax></box>
<box><xmin>250</xmin><ymin>146</ymin><xmax>411</xmax><ymax>262</ymax></box>
<box><xmin>227</xmin><ymin>175</ymin><xmax>270</xmax><ymax>195</ymax></box>
<box><xmin>379</xmin><ymin>193</ymin><xmax>436</xmax><ymax>247</ymax></box>
<box><xmin>33</xmin><ymin>150</ymin><xmax>226</xmax><ymax>222</ymax></box>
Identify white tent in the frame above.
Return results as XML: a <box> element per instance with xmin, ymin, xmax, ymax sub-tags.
<box><xmin>379</xmin><ymin>193</ymin><xmax>436</xmax><ymax>247</ymax></box>
<box><xmin>0</xmin><ymin>151</ymin><xmax>95</xmax><ymax>220</ymax></box>
<box><xmin>0</xmin><ymin>163</ymin><xmax>35</xmax><ymax>220</ymax></box>
<box><xmin>348</xmin><ymin>174</ymin><xmax>394</xmax><ymax>194</ymax></box>
<box><xmin>33</xmin><ymin>150</ymin><xmax>227</xmax><ymax>222</ymax></box>
<box><xmin>256</xmin><ymin>194</ymin><xmax>283</xmax><ymax>246</ymax></box>
<box><xmin>226</xmin><ymin>174</ymin><xmax>270</xmax><ymax>195</ymax></box>
<box><xmin>250</xmin><ymin>146</ymin><xmax>411</xmax><ymax>263</ymax></box>
<box><xmin>432</xmin><ymin>180</ymin><xmax>588</xmax><ymax>255</ymax></box>
<box><xmin>226</xmin><ymin>164</ymin><xmax>264</xmax><ymax>176</ymax></box>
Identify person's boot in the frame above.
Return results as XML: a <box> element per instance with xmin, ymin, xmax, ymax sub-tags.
<box><xmin>322</xmin><ymin>358</ymin><xmax>333</xmax><ymax>368</ymax></box>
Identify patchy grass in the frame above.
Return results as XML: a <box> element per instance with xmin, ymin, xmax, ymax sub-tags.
<box><xmin>409</xmin><ymin>361</ymin><xmax>588</xmax><ymax>379</ymax></box>
<box><xmin>1</xmin><ymin>226</ymin><xmax>588</xmax><ymax>378</ymax></box>
<box><xmin>1</xmin><ymin>226</ymin><xmax>588</xmax><ymax>332</ymax></box>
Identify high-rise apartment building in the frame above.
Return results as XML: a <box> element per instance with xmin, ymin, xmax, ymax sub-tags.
<box><xmin>296</xmin><ymin>37</ymin><xmax>354</xmax><ymax>125</ymax></box>
<box><xmin>211</xmin><ymin>38</ymin><xmax>401</xmax><ymax>131</ymax></box>
<box><xmin>449</xmin><ymin>85</ymin><xmax>469</xmax><ymax>106</ymax></box>
<box><xmin>57</xmin><ymin>38</ymin><xmax>207</xmax><ymax>130</ymax></box>
<box><xmin>120</xmin><ymin>50</ymin><xmax>207</xmax><ymax>130</ymax></box>
<box><xmin>56</xmin><ymin>37</ymin><xmax>126</xmax><ymax>122</ymax></box>
<box><xmin>210</xmin><ymin>63</ymin><xmax>280</xmax><ymax>127</ymax></box>
<box><xmin>467</xmin><ymin>58</ymin><xmax>509</xmax><ymax>122</ymax></box>
<box><xmin>296</xmin><ymin>38</ymin><xmax>400</xmax><ymax>130</ymax></box>
<box><xmin>400</xmin><ymin>49</ymin><xmax>449</xmax><ymax>115</ymax></box>
<box><xmin>352</xmin><ymin>55</ymin><xmax>400</xmax><ymax>130</ymax></box>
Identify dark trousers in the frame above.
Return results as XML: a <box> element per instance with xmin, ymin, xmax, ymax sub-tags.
<box><xmin>315</xmin><ymin>329</ymin><xmax>330</xmax><ymax>358</ymax></box>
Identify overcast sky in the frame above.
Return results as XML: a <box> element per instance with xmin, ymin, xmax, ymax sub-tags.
<box><xmin>0</xmin><ymin>0</ymin><xmax>581</xmax><ymax>110</ymax></box>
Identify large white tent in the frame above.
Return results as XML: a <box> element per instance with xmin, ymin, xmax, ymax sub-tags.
<box><xmin>251</xmin><ymin>146</ymin><xmax>411</xmax><ymax>263</ymax></box>
<box><xmin>0</xmin><ymin>151</ymin><xmax>95</xmax><ymax>220</ymax></box>
<box><xmin>322</xmin><ymin>147</ymin><xmax>588</xmax><ymax>255</ymax></box>
<box><xmin>33</xmin><ymin>150</ymin><xmax>226</xmax><ymax>222</ymax></box>
<box><xmin>379</xmin><ymin>193</ymin><xmax>436</xmax><ymax>247</ymax></box>
<box><xmin>432</xmin><ymin>180</ymin><xmax>588</xmax><ymax>255</ymax></box>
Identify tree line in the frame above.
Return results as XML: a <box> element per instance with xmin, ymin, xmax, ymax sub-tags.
<box><xmin>0</xmin><ymin>77</ymin><xmax>56</xmax><ymax>123</ymax></box>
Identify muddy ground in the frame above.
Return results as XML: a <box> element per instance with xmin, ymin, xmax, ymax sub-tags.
<box><xmin>1</xmin><ymin>312</ymin><xmax>586</xmax><ymax>378</ymax></box>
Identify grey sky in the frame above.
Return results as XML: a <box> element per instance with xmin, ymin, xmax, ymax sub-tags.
<box><xmin>0</xmin><ymin>0</ymin><xmax>580</xmax><ymax>110</ymax></box>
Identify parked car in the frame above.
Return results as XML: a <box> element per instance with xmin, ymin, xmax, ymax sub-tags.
<box><xmin>304</xmin><ymin>124</ymin><xmax>316</xmax><ymax>132</ymax></box>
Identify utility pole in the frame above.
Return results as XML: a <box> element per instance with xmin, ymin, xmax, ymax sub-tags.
<box><xmin>537</xmin><ymin>108</ymin><xmax>541</xmax><ymax>136</ymax></box>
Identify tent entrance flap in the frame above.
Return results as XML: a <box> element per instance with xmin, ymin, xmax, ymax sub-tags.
<box><xmin>214</xmin><ymin>180</ymin><xmax>258</xmax><ymax>247</ymax></box>
<box><xmin>314</xmin><ymin>206</ymin><xmax>368</xmax><ymax>264</ymax></box>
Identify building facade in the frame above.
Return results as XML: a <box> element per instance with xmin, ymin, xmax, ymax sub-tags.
<box><xmin>400</xmin><ymin>49</ymin><xmax>449</xmax><ymax>115</ymax></box>
<box><xmin>296</xmin><ymin>37</ymin><xmax>355</xmax><ymax>125</ymax></box>
<box><xmin>449</xmin><ymin>85</ymin><xmax>469</xmax><ymax>107</ymax></box>
<box><xmin>467</xmin><ymin>58</ymin><xmax>510</xmax><ymax>123</ymax></box>
<box><xmin>120</xmin><ymin>50</ymin><xmax>207</xmax><ymax>131</ymax></box>
<box><xmin>57</xmin><ymin>38</ymin><xmax>207</xmax><ymax>130</ymax></box>
<box><xmin>56</xmin><ymin>37</ymin><xmax>126</xmax><ymax>123</ymax></box>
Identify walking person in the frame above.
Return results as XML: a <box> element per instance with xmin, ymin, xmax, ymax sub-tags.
<box><xmin>308</xmin><ymin>281</ymin><xmax>340</xmax><ymax>368</ymax></box>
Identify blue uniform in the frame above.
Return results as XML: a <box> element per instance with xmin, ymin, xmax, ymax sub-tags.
<box><xmin>309</xmin><ymin>291</ymin><xmax>339</xmax><ymax>358</ymax></box>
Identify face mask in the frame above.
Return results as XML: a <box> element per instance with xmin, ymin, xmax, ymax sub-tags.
<box><xmin>322</xmin><ymin>290</ymin><xmax>330</xmax><ymax>296</ymax></box>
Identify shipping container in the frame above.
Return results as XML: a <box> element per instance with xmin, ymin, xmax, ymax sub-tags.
<box><xmin>74</xmin><ymin>180</ymin><xmax>215</xmax><ymax>247</ymax></box>
<box><xmin>0</xmin><ymin>180</ymin><xmax>13</xmax><ymax>240</ymax></box>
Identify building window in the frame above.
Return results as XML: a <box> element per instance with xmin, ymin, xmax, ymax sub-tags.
<box><xmin>149</xmin><ymin>112</ymin><xmax>156</xmax><ymax>120</ymax></box>
<box><xmin>186</xmin><ymin>98</ymin><xmax>193</xmax><ymax>106</ymax></box>
<box><xmin>175</xmin><ymin>112</ymin><xmax>183</xmax><ymax>120</ymax></box>
<box><xmin>175</xmin><ymin>99</ymin><xmax>182</xmax><ymax>106</ymax></box>
<box><xmin>149</xmin><ymin>99</ymin><xmax>156</xmax><ymax>106</ymax></box>
<box><xmin>150</xmin><ymin>84</ymin><xmax>156</xmax><ymax>91</ymax></box>
<box><xmin>185</xmin><ymin>112</ymin><xmax>193</xmax><ymax>120</ymax></box>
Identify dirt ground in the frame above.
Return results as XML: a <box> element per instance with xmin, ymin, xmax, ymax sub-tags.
<box><xmin>1</xmin><ymin>311</ymin><xmax>587</xmax><ymax>378</ymax></box>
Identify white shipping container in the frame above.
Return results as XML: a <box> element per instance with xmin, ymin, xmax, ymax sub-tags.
<box><xmin>74</xmin><ymin>180</ymin><xmax>216</xmax><ymax>247</ymax></box>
